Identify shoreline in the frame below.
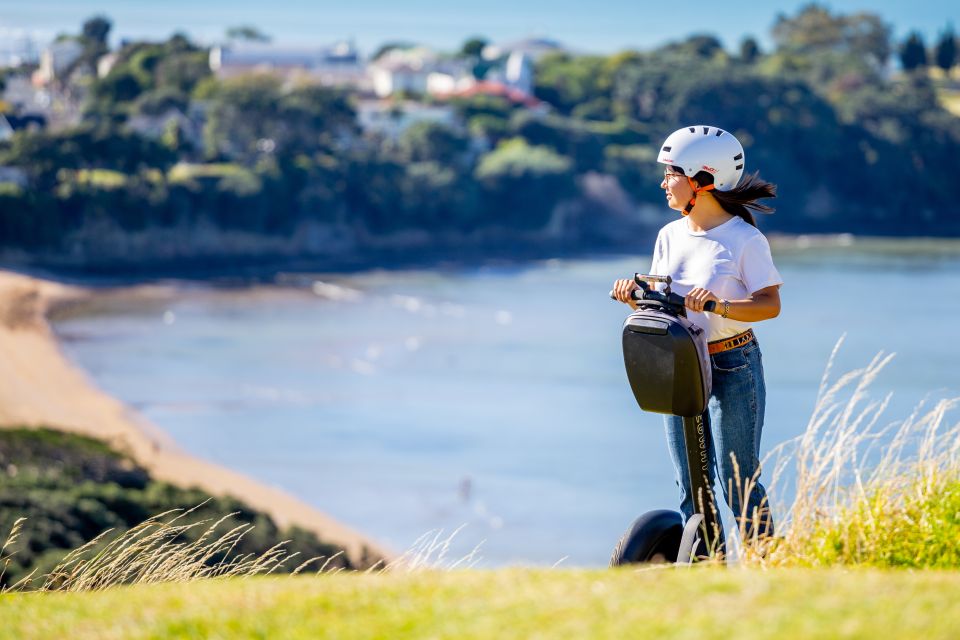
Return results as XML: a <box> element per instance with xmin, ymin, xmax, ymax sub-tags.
<box><xmin>6</xmin><ymin>233</ymin><xmax>960</xmax><ymax>287</ymax></box>
<box><xmin>0</xmin><ymin>269</ymin><xmax>393</xmax><ymax>565</ymax></box>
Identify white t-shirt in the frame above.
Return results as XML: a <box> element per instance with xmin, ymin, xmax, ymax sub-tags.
<box><xmin>649</xmin><ymin>216</ymin><xmax>783</xmax><ymax>342</ymax></box>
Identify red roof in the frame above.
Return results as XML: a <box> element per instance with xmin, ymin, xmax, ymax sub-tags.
<box><xmin>437</xmin><ymin>81</ymin><xmax>542</xmax><ymax>108</ymax></box>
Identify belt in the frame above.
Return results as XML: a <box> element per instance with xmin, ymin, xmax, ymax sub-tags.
<box><xmin>708</xmin><ymin>328</ymin><xmax>755</xmax><ymax>355</ymax></box>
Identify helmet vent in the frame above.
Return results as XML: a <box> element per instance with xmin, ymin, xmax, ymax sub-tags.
<box><xmin>702</xmin><ymin>126</ymin><xmax>709</xmax><ymax>135</ymax></box>
<box><xmin>715</xmin><ymin>130</ymin><xmax>723</xmax><ymax>137</ymax></box>
<box><xmin>688</xmin><ymin>127</ymin><xmax>696</xmax><ymax>133</ymax></box>
<box><xmin>662</xmin><ymin>146</ymin><xmax>672</xmax><ymax>152</ymax></box>
<box><xmin>733</xmin><ymin>153</ymin><xmax>743</xmax><ymax>161</ymax></box>
<box><xmin>735</xmin><ymin>164</ymin><xmax>744</xmax><ymax>170</ymax></box>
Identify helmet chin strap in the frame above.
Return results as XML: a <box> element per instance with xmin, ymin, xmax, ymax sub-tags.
<box><xmin>682</xmin><ymin>178</ymin><xmax>715</xmax><ymax>216</ymax></box>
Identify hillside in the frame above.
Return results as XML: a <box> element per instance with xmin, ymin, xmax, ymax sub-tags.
<box><xmin>0</xmin><ymin>428</ymin><xmax>371</xmax><ymax>589</ymax></box>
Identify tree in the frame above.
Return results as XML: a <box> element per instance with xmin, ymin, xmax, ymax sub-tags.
<box><xmin>773</xmin><ymin>4</ymin><xmax>845</xmax><ymax>51</ymax></box>
<box><xmin>844</xmin><ymin>12</ymin><xmax>893</xmax><ymax>66</ymax></box>
<box><xmin>680</xmin><ymin>34</ymin><xmax>725</xmax><ymax>59</ymax></box>
<box><xmin>225</xmin><ymin>26</ymin><xmax>271</xmax><ymax>43</ymax></box>
<box><xmin>772</xmin><ymin>4</ymin><xmax>891</xmax><ymax>65</ymax></box>
<box><xmin>900</xmin><ymin>32</ymin><xmax>928</xmax><ymax>71</ymax></box>
<box><xmin>934</xmin><ymin>27</ymin><xmax>957</xmax><ymax>72</ymax></box>
<box><xmin>202</xmin><ymin>77</ymin><xmax>355</xmax><ymax>163</ymax></box>
<box><xmin>460</xmin><ymin>37</ymin><xmax>488</xmax><ymax>58</ymax></box>
<box><xmin>474</xmin><ymin>138</ymin><xmax>575</xmax><ymax>229</ymax></box>
<box><xmin>371</xmin><ymin>42</ymin><xmax>415</xmax><ymax>61</ymax></box>
<box><xmin>398</xmin><ymin>121</ymin><xmax>469</xmax><ymax>163</ymax></box>
<box><xmin>82</xmin><ymin>15</ymin><xmax>111</xmax><ymax>46</ymax></box>
<box><xmin>533</xmin><ymin>54</ymin><xmax>613</xmax><ymax>115</ymax></box>
<box><xmin>740</xmin><ymin>37</ymin><xmax>761</xmax><ymax>64</ymax></box>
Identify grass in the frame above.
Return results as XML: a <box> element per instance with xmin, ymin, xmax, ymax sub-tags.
<box><xmin>736</xmin><ymin>341</ymin><xmax>960</xmax><ymax>567</ymax></box>
<box><xmin>2</xmin><ymin>568</ymin><xmax>960</xmax><ymax>639</ymax></box>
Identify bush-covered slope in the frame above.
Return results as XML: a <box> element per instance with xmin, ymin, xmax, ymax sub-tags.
<box><xmin>0</xmin><ymin>427</ymin><xmax>362</xmax><ymax>588</ymax></box>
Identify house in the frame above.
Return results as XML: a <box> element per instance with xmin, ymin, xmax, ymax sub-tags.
<box><xmin>32</xmin><ymin>39</ymin><xmax>84</xmax><ymax>86</ymax></box>
<box><xmin>97</xmin><ymin>51</ymin><xmax>119</xmax><ymax>78</ymax></box>
<box><xmin>503</xmin><ymin>52</ymin><xmax>534</xmax><ymax>95</ymax></box>
<box><xmin>432</xmin><ymin>80</ymin><xmax>547</xmax><ymax>111</ymax></box>
<box><xmin>355</xmin><ymin>99</ymin><xmax>459</xmax><ymax>139</ymax></box>
<box><xmin>368</xmin><ymin>46</ymin><xmax>439</xmax><ymax>97</ymax></box>
<box><xmin>476</xmin><ymin>51</ymin><xmax>536</xmax><ymax>95</ymax></box>
<box><xmin>425</xmin><ymin>59</ymin><xmax>476</xmax><ymax>95</ymax></box>
<box><xmin>481</xmin><ymin>37</ymin><xmax>567</xmax><ymax>63</ymax></box>
<box><xmin>209</xmin><ymin>41</ymin><xmax>370</xmax><ymax>91</ymax></box>
<box><xmin>126</xmin><ymin>104</ymin><xmax>205</xmax><ymax>148</ymax></box>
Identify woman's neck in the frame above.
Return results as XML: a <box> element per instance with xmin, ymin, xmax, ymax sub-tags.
<box><xmin>684</xmin><ymin>196</ymin><xmax>734</xmax><ymax>233</ymax></box>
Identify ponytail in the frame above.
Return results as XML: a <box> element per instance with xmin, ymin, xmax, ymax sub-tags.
<box><xmin>673</xmin><ymin>166</ymin><xmax>777</xmax><ymax>228</ymax></box>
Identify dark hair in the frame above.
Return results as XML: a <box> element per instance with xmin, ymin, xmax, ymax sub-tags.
<box><xmin>671</xmin><ymin>166</ymin><xmax>776</xmax><ymax>228</ymax></box>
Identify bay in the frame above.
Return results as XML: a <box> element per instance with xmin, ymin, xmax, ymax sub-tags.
<box><xmin>51</xmin><ymin>241</ymin><xmax>960</xmax><ymax>566</ymax></box>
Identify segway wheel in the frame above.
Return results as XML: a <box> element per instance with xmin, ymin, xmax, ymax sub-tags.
<box><xmin>609</xmin><ymin>510</ymin><xmax>684</xmax><ymax>566</ymax></box>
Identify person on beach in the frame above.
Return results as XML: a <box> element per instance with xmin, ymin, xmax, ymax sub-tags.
<box><xmin>612</xmin><ymin>125</ymin><xmax>782</xmax><ymax>549</ymax></box>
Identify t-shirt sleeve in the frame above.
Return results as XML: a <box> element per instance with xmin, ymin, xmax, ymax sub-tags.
<box><xmin>739</xmin><ymin>233</ymin><xmax>783</xmax><ymax>294</ymax></box>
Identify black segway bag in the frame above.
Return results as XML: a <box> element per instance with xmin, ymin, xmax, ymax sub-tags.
<box><xmin>621</xmin><ymin>306</ymin><xmax>711</xmax><ymax>417</ymax></box>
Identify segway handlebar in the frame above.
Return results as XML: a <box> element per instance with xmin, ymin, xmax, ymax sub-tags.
<box><xmin>609</xmin><ymin>273</ymin><xmax>717</xmax><ymax>313</ymax></box>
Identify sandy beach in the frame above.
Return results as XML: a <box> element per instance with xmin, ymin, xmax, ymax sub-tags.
<box><xmin>0</xmin><ymin>269</ymin><xmax>392</xmax><ymax>565</ymax></box>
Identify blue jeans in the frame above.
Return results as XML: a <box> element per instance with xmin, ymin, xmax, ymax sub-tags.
<box><xmin>663</xmin><ymin>338</ymin><xmax>775</xmax><ymax>546</ymax></box>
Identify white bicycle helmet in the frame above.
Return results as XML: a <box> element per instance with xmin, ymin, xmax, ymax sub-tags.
<box><xmin>657</xmin><ymin>125</ymin><xmax>745</xmax><ymax>191</ymax></box>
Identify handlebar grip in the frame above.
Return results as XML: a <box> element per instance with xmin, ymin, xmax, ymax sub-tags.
<box><xmin>608</xmin><ymin>290</ymin><xmax>644</xmax><ymax>301</ymax></box>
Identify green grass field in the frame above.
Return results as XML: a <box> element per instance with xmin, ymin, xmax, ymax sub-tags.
<box><xmin>3</xmin><ymin>567</ymin><xmax>960</xmax><ymax>639</ymax></box>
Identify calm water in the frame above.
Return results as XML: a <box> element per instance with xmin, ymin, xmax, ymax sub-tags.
<box><xmin>52</xmin><ymin>243</ymin><xmax>960</xmax><ymax>566</ymax></box>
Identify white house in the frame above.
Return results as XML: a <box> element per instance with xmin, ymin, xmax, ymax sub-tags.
<box><xmin>97</xmin><ymin>51</ymin><xmax>119</xmax><ymax>78</ymax></box>
<box><xmin>368</xmin><ymin>46</ymin><xmax>439</xmax><ymax>98</ymax></box>
<box><xmin>425</xmin><ymin>59</ymin><xmax>475</xmax><ymax>95</ymax></box>
<box><xmin>481</xmin><ymin>37</ymin><xmax>567</xmax><ymax>63</ymax></box>
<box><xmin>503</xmin><ymin>52</ymin><xmax>534</xmax><ymax>94</ymax></box>
<box><xmin>210</xmin><ymin>41</ymin><xmax>370</xmax><ymax>91</ymax></box>
<box><xmin>355</xmin><ymin>99</ymin><xmax>459</xmax><ymax>139</ymax></box>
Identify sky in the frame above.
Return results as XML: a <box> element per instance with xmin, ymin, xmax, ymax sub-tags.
<box><xmin>0</xmin><ymin>0</ymin><xmax>957</xmax><ymax>56</ymax></box>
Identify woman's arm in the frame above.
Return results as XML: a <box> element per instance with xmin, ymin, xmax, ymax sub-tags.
<box><xmin>685</xmin><ymin>285</ymin><xmax>781</xmax><ymax>321</ymax></box>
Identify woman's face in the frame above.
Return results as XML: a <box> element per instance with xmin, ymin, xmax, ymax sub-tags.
<box><xmin>661</xmin><ymin>169</ymin><xmax>692</xmax><ymax>212</ymax></box>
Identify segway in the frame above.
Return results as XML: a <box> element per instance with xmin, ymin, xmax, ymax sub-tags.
<box><xmin>608</xmin><ymin>273</ymin><xmax>722</xmax><ymax>566</ymax></box>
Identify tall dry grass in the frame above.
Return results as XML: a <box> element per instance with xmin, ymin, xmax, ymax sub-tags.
<box><xmin>0</xmin><ymin>502</ymin><xmax>338</xmax><ymax>593</ymax></box>
<box><xmin>1</xmin><ymin>508</ymin><xmax>485</xmax><ymax>593</ymax></box>
<box><xmin>382</xmin><ymin>525</ymin><xmax>484</xmax><ymax>573</ymax></box>
<box><xmin>735</xmin><ymin>338</ymin><xmax>960</xmax><ymax>567</ymax></box>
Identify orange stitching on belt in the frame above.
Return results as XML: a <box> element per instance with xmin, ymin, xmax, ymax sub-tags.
<box><xmin>708</xmin><ymin>329</ymin><xmax>755</xmax><ymax>355</ymax></box>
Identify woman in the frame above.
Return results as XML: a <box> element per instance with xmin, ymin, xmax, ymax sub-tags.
<box><xmin>612</xmin><ymin>125</ymin><xmax>782</xmax><ymax>550</ymax></box>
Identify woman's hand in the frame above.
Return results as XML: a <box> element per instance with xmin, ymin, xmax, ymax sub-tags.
<box><xmin>685</xmin><ymin>287</ymin><xmax>720</xmax><ymax>313</ymax></box>
<box><xmin>612</xmin><ymin>279</ymin><xmax>638</xmax><ymax>308</ymax></box>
